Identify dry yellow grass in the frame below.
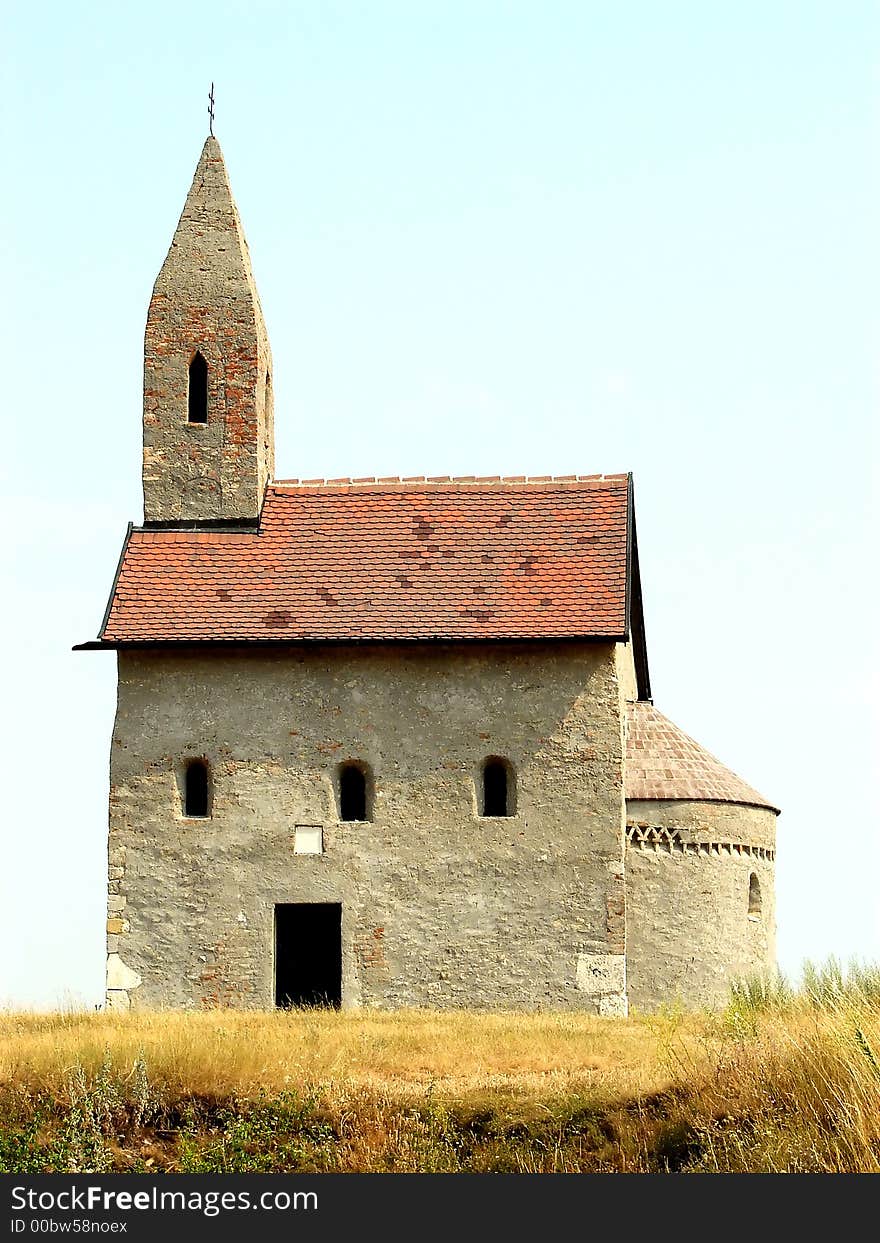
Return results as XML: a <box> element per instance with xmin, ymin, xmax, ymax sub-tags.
<box><xmin>685</xmin><ymin>1000</ymin><xmax>880</xmax><ymax>1173</ymax></box>
<box><xmin>0</xmin><ymin>1008</ymin><xmax>696</xmax><ymax>1105</ymax></box>
<box><xmin>2</xmin><ymin>991</ymin><xmax>879</xmax><ymax>1171</ymax></box>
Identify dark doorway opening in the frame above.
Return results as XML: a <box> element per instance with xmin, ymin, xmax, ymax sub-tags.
<box><xmin>274</xmin><ymin>903</ymin><xmax>342</xmax><ymax>1009</ymax></box>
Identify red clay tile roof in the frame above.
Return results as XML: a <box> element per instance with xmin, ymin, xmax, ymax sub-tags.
<box><xmin>99</xmin><ymin>475</ymin><xmax>631</xmax><ymax>643</ymax></box>
<box><xmin>625</xmin><ymin>702</ymin><xmax>778</xmax><ymax>811</ymax></box>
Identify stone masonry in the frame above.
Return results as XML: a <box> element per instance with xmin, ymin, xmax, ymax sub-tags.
<box><xmin>106</xmin><ymin>642</ymin><xmax>629</xmax><ymax>1013</ymax></box>
<box><xmin>624</xmin><ymin>799</ymin><xmax>777</xmax><ymax>1010</ymax></box>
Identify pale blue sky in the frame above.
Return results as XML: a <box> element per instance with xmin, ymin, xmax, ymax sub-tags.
<box><xmin>1</xmin><ymin>1</ymin><xmax>877</xmax><ymax>1006</ymax></box>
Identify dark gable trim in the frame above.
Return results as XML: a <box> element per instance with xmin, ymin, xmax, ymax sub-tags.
<box><xmin>73</xmin><ymin>633</ymin><xmax>628</xmax><ymax>653</ymax></box>
<box><xmin>626</xmin><ymin>476</ymin><xmax>652</xmax><ymax>702</ymax></box>
<box><xmin>97</xmin><ymin>522</ymin><xmax>133</xmax><ymax>641</ymax></box>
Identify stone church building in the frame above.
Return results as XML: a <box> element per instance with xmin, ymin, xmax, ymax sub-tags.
<box><xmin>78</xmin><ymin>136</ymin><xmax>779</xmax><ymax>1014</ymax></box>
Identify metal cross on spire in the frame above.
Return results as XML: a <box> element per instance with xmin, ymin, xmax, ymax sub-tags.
<box><xmin>208</xmin><ymin>83</ymin><xmax>216</xmax><ymax>136</ymax></box>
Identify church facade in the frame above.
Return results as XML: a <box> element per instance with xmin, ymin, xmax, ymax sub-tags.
<box><xmin>78</xmin><ymin>137</ymin><xmax>779</xmax><ymax>1014</ymax></box>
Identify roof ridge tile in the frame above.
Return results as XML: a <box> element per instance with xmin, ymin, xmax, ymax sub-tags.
<box><xmin>270</xmin><ymin>472</ymin><xmax>629</xmax><ymax>490</ymax></box>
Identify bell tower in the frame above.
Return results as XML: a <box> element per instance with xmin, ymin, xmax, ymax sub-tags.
<box><xmin>142</xmin><ymin>136</ymin><xmax>274</xmax><ymax>524</ymax></box>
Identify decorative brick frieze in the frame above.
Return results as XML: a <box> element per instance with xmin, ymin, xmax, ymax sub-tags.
<box><xmin>626</xmin><ymin>823</ymin><xmax>775</xmax><ymax>860</ymax></box>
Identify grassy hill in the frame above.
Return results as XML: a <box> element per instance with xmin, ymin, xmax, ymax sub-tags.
<box><xmin>2</xmin><ymin>963</ymin><xmax>879</xmax><ymax>1173</ymax></box>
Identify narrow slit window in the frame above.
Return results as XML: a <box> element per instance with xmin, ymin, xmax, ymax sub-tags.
<box><xmin>184</xmin><ymin>760</ymin><xmax>209</xmax><ymax>817</ymax></box>
<box><xmin>339</xmin><ymin>764</ymin><xmax>368</xmax><ymax>822</ymax></box>
<box><xmin>482</xmin><ymin>758</ymin><xmax>512</xmax><ymax>817</ymax></box>
<box><xmin>748</xmin><ymin>873</ymin><xmax>762</xmax><ymax>916</ymax></box>
<box><xmin>188</xmin><ymin>351</ymin><xmax>208</xmax><ymax>423</ymax></box>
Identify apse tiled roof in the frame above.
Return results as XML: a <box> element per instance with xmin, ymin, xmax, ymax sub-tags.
<box><xmin>98</xmin><ymin>475</ymin><xmax>631</xmax><ymax>643</ymax></box>
<box><xmin>625</xmin><ymin>701</ymin><xmax>778</xmax><ymax>812</ymax></box>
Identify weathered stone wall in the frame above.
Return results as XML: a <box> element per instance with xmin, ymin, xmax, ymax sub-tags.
<box><xmin>107</xmin><ymin>642</ymin><xmax>628</xmax><ymax>1013</ymax></box>
<box><xmin>624</xmin><ymin>798</ymin><xmax>777</xmax><ymax>1011</ymax></box>
<box><xmin>614</xmin><ymin>642</ymin><xmax>639</xmax><ymax>704</ymax></box>
<box><xmin>142</xmin><ymin>137</ymin><xmax>273</xmax><ymax>524</ymax></box>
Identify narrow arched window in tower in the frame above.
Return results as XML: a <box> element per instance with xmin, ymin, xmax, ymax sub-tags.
<box><xmin>184</xmin><ymin>759</ymin><xmax>210</xmax><ymax>817</ymax></box>
<box><xmin>748</xmin><ymin>873</ymin><xmax>762</xmax><ymax>916</ymax></box>
<box><xmin>339</xmin><ymin>763</ymin><xmax>370</xmax><ymax>822</ymax></box>
<box><xmin>482</xmin><ymin>758</ymin><xmax>514</xmax><ymax>817</ymax></box>
<box><xmin>187</xmin><ymin>351</ymin><xmax>208</xmax><ymax>423</ymax></box>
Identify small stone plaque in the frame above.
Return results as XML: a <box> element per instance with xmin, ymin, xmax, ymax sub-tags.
<box><xmin>294</xmin><ymin>825</ymin><xmax>323</xmax><ymax>855</ymax></box>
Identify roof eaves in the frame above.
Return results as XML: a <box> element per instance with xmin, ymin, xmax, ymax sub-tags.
<box><xmin>74</xmin><ymin>632</ymin><xmax>629</xmax><ymax>652</ymax></box>
<box><xmin>627</xmin><ymin>793</ymin><xmax>781</xmax><ymax>817</ymax></box>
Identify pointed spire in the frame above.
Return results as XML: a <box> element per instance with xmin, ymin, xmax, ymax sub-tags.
<box><xmin>154</xmin><ymin>137</ymin><xmax>266</xmax><ymax>325</ymax></box>
<box><xmin>142</xmin><ymin>138</ymin><xmax>274</xmax><ymax>524</ymax></box>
